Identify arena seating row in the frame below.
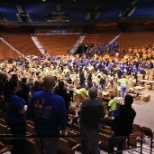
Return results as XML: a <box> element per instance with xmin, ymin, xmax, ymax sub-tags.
<box><xmin>0</xmin><ymin>0</ymin><xmax>154</xmax><ymax>23</ymax></box>
<box><xmin>1</xmin><ymin>32</ymin><xmax>42</xmax><ymax>57</ymax></box>
<box><xmin>82</xmin><ymin>29</ymin><xmax>119</xmax><ymax>45</ymax></box>
<box><xmin>98</xmin><ymin>0</ymin><xmax>131</xmax><ymax>20</ymax></box>
<box><xmin>0</xmin><ymin>40</ymin><xmax>18</xmax><ymax>60</ymax></box>
<box><xmin>132</xmin><ymin>0</ymin><xmax>154</xmax><ymax>18</ymax></box>
<box><xmin>23</xmin><ymin>2</ymin><xmax>56</xmax><ymax>22</ymax></box>
<box><xmin>0</xmin><ymin>2</ymin><xmax>18</xmax><ymax>22</ymax></box>
<box><xmin>0</xmin><ymin>108</ymin><xmax>153</xmax><ymax>154</ymax></box>
<box><xmin>36</xmin><ymin>34</ymin><xmax>80</xmax><ymax>55</ymax></box>
<box><xmin>117</xmin><ymin>29</ymin><xmax>154</xmax><ymax>50</ymax></box>
<box><xmin>0</xmin><ymin>28</ymin><xmax>154</xmax><ymax>58</ymax></box>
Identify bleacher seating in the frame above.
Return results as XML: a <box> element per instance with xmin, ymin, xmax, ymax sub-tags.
<box><xmin>0</xmin><ymin>2</ymin><xmax>19</xmax><ymax>22</ymax></box>
<box><xmin>23</xmin><ymin>1</ymin><xmax>93</xmax><ymax>22</ymax></box>
<box><xmin>131</xmin><ymin>0</ymin><xmax>154</xmax><ymax>18</ymax></box>
<box><xmin>60</xmin><ymin>1</ymin><xmax>94</xmax><ymax>21</ymax></box>
<box><xmin>36</xmin><ymin>34</ymin><xmax>80</xmax><ymax>55</ymax></box>
<box><xmin>1</xmin><ymin>32</ymin><xmax>42</xmax><ymax>57</ymax></box>
<box><xmin>0</xmin><ymin>0</ymin><xmax>154</xmax><ymax>23</ymax></box>
<box><xmin>23</xmin><ymin>2</ymin><xmax>56</xmax><ymax>22</ymax></box>
<box><xmin>0</xmin><ymin>40</ymin><xmax>19</xmax><ymax>60</ymax></box>
<box><xmin>82</xmin><ymin>29</ymin><xmax>119</xmax><ymax>45</ymax></box>
<box><xmin>57</xmin><ymin>138</ymin><xmax>80</xmax><ymax>154</ymax></box>
<box><xmin>117</xmin><ymin>28</ymin><xmax>154</xmax><ymax>51</ymax></box>
<box><xmin>98</xmin><ymin>0</ymin><xmax>133</xmax><ymax>20</ymax></box>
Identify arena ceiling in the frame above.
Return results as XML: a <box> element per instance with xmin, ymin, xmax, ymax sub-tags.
<box><xmin>3</xmin><ymin>0</ymin><xmax>112</xmax><ymax>3</ymax></box>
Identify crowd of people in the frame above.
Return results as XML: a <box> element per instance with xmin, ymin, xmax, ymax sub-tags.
<box><xmin>0</xmin><ymin>43</ymin><xmax>153</xmax><ymax>153</ymax></box>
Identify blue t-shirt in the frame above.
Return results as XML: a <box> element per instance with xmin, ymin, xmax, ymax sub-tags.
<box><xmin>113</xmin><ymin>107</ymin><xmax>120</xmax><ymax>118</ymax></box>
<box><xmin>5</xmin><ymin>94</ymin><xmax>26</xmax><ymax>123</ymax></box>
<box><xmin>120</xmin><ymin>65</ymin><xmax>125</xmax><ymax>71</ymax></box>
<box><xmin>146</xmin><ymin>65</ymin><xmax>151</xmax><ymax>69</ymax></box>
<box><xmin>27</xmin><ymin>90</ymin><xmax>67</xmax><ymax>135</ymax></box>
<box><xmin>76</xmin><ymin>60</ymin><xmax>81</xmax><ymax>66</ymax></box>
<box><xmin>84</xmin><ymin>59</ymin><xmax>90</xmax><ymax>66</ymax></box>
<box><xmin>132</xmin><ymin>66</ymin><xmax>136</xmax><ymax>73</ymax></box>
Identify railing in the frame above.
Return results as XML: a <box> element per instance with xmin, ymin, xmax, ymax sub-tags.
<box><xmin>0</xmin><ymin>133</ymin><xmax>148</xmax><ymax>154</ymax></box>
<box><xmin>108</xmin><ymin>134</ymin><xmax>144</xmax><ymax>154</ymax></box>
<box><xmin>0</xmin><ymin>134</ymin><xmax>81</xmax><ymax>154</ymax></box>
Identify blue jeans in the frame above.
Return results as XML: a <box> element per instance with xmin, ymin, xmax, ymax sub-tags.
<box><xmin>109</xmin><ymin>133</ymin><xmax>127</xmax><ymax>154</ymax></box>
<box><xmin>101</xmin><ymin>84</ymin><xmax>105</xmax><ymax>91</ymax></box>
<box><xmin>120</xmin><ymin>86</ymin><xmax>127</xmax><ymax>98</ymax></box>
<box><xmin>80</xmin><ymin>81</ymin><xmax>85</xmax><ymax>88</ymax></box>
<box><xmin>43</xmin><ymin>138</ymin><xmax>58</xmax><ymax>154</ymax></box>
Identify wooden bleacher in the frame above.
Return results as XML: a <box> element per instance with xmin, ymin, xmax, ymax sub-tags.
<box><xmin>0</xmin><ymin>40</ymin><xmax>18</xmax><ymax>60</ymax></box>
<box><xmin>117</xmin><ymin>28</ymin><xmax>154</xmax><ymax>51</ymax></box>
<box><xmin>36</xmin><ymin>34</ymin><xmax>80</xmax><ymax>55</ymax></box>
<box><xmin>82</xmin><ymin>29</ymin><xmax>119</xmax><ymax>45</ymax></box>
<box><xmin>1</xmin><ymin>33</ymin><xmax>42</xmax><ymax>57</ymax></box>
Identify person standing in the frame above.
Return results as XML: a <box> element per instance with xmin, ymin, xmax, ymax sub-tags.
<box><xmin>118</xmin><ymin>75</ymin><xmax>128</xmax><ymax>98</ymax></box>
<box><xmin>108</xmin><ymin>95</ymin><xmax>117</xmax><ymax>117</ymax></box>
<box><xmin>87</xmin><ymin>70</ymin><xmax>93</xmax><ymax>89</ymax></box>
<box><xmin>54</xmin><ymin>80</ymin><xmax>70</xmax><ymax>122</ymax></box>
<box><xmin>4</xmin><ymin>79</ymin><xmax>27</xmax><ymax>154</ymax></box>
<box><xmin>80</xmin><ymin>87</ymin><xmax>105</xmax><ymax>154</ymax></box>
<box><xmin>79</xmin><ymin>70</ymin><xmax>85</xmax><ymax>88</ymax></box>
<box><xmin>109</xmin><ymin>95</ymin><xmax>136</xmax><ymax>154</ymax></box>
<box><xmin>27</xmin><ymin>75</ymin><xmax>67</xmax><ymax>154</ymax></box>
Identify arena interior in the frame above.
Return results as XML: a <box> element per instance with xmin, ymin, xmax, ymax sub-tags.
<box><xmin>0</xmin><ymin>0</ymin><xmax>154</xmax><ymax>153</ymax></box>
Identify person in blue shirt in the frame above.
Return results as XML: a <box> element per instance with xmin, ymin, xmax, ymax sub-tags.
<box><xmin>108</xmin><ymin>63</ymin><xmax>112</xmax><ymax>73</ymax></box>
<box><xmin>120</xmin><ymin>64</ymin><xmax>125</xmax><ymax>72</ymax></box>
<box><xmin>76</xmin><ymin>60</ymin><xmax>81</xmax><ymax>66</ymax></box>
<box><xmin>4</xmin><ymin>78</ymin><xmax>27</xmax><ymax>154</ymax></box>
<box><xmin>131</xmin><ymin>65</ymin><xmax>136</xmax><ymax>75</ymax></box>
<box><xmin>84</xmin><ymin>59</ymin><xmax>90</xmax><ymax>66</ymax></box>
<box><xmin>27</xmin><ymin>75</ymin><xmax>67</xmax><ymax>154</ymax></box>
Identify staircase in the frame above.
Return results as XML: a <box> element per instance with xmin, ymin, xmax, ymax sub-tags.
<box><xmin>128</xmin><ymin>0</ymin><xmax>138</xmax><ymax>16</ymax></box>
<box><xmin>108</xmin><ymin>33</ymin><xmax>121</xmax><ymax>44</ymax></box>
<box><xmin>71</xmin><ymin>36</ymin><xmax>85</xmax><ymax>54</ymax></box>
<box><xmin>31</xmin><ymin>36</ymin><xmax>46</xmax><ymax>56</ymax></box>
<box><xmin>0</xmin><ymin>37</ymin><xmax>27</xmax><ymax>59</ymax></box>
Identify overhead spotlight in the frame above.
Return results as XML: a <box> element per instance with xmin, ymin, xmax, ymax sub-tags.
<box><xmin>42</xmin><ymin>0</ymin><xmax>46</xmax><ymax>2</ymax></box>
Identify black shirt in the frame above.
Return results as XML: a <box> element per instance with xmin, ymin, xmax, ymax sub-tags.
<box><xmin>80</xmin><ymin>98</ymin><xmax>105</xmax><ymax>129</ymax></box>
<box><xmin>111</xmin><ymin>104</ymin><xmax>136</xmax><ymax>136</ymax></box>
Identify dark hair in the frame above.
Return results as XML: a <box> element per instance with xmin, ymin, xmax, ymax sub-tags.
<box><xmin>67</xmin><ymin>78</ymin><xmax>72</xmax><ymax>84</ymax></box>
<box><xmin>4</xmin><ymin>79</ymin><xmax>19</xmax><ymax>102</ymax></box>
<box><xmin>58</xmin><ymin>80</ymin><xmax>64</xmax><ymax>89</ymax></box>
<box><xmin>22</xmin><ymin>78</ymin><xmax>27</xmax><ymax>83</ymax></box>
<box><xmin>0</xmin><ymin>73</ymin><xmax>7</xmax><ymax>83</ymax></box>
<box><xmin>110</xmin><ymin>95</ymin><xmax>114</xmax><ymax>99</ymax></box>
<box><xmin>124</xmin><ymin>95</ymin><xmax>133</xmax><ymax>106</ymax></box>
<box><xmin>11</xmin><ymin>74</ymin><xmax>18</xmax><ymax>80</ymax></box>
